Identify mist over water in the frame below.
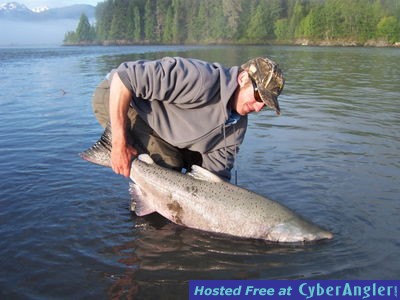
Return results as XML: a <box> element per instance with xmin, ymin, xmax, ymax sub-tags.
<box><xmin>0</xmin><ymin>19</ymin><xmax>79</xmax><ymax>45</ymax></box>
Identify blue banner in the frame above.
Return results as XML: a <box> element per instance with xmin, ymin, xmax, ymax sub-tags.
<box><xmin>189</xmin><ymin>280</ymin><xmax>399</xmax><ymax>300</ymax></box>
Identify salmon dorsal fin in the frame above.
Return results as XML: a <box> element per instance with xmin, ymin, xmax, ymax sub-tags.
<box><xmin>187</xmin><ymin>165</ymin><xmax>224</xmax><ymax>183</ymax></box>
<box><xmin>138</xmin><ymin>154</ymin><xmax>154</xmax><ymax>164</ymax></box>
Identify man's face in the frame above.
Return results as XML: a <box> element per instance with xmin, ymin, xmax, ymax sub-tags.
<box><xmin>233</xmin><ymin>72</ymin><xmax>265</xmax><ymax>116</ymax></box>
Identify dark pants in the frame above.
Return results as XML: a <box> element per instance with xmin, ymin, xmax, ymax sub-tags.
<box><xmin>92</xmin><ymin>80</ymin><xmax>202</xmax><ymax>171</ymax></box>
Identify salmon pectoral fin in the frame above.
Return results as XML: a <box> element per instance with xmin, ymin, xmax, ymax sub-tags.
<box><xmin>129</xmin><ymin>181</ymin><xmax>156</xmax><ymax>216</ymax></box>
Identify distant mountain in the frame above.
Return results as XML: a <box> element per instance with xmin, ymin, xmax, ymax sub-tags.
<box><xmin>39</xmin><ymin>4</ymin><xmax>95</xmax><ymax>20</ymax></box>
<box><xmin>0</xmin><ymin>2</ymin><xmax>95</xmax><ymax>21</ymax></box>
<box><xmin>31</xmin><ymin>6</ymin><xmax>49</xmax><ymax>13</ymax></box>
<box><xmin>0</xmin><ymin>2</ymin><xmax>34</xmax><ymax>18</ymax></box>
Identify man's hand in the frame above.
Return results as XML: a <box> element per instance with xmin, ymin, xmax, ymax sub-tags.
<box><xmin>111</xmin><ymin>142</ymin><xmax>138</xmax><ymax>177</ymax></box>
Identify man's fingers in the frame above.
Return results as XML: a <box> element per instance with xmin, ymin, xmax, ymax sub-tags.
<box><xmin>113</xmin><ymin>165</ymin><xmax>130</xmax><ymax>177</ymax></box>
<box><xmin>122</xmin><ymin>166</ymin><xmax>131</xmax><ymax>177</ymax></box>
<box><xmin>110</xmin><ymin>144</ymin><xmax>138</xmax><ymax>177</ymax></box>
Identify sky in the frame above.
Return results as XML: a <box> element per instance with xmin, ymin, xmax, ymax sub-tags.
<box><xmin>0</xmin><ymin>0</ymin><xmax>102</xmax><ymax>45</ymax></box>
<box><xmin>1</xmin><ymin>0</ymin><xmax>101</xmax><ymax>9</ymax></box>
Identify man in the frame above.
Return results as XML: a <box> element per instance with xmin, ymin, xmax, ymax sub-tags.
<box><xmin>92</xmin><ymin>56</ymin><xmax>284</xmax><ymax>181</ymax></box>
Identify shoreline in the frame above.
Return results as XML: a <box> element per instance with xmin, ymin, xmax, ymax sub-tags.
<box><xmin>63</xmin><ymin>39</ymin><xmax>400</xmax><ymax>48</ymax></box>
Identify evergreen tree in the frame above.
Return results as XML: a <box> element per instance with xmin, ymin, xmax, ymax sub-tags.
<box><xmin>245</xmin><ymin>1</ymin><xmax>270</xmax><ymax>41</ymax></box>
<box><xmin>222</xmin><ymin>0</ymin><xmax>242</xmax><ymax>40</ymax></box>
<box><xmin>171</xmin><ymin>0</ymin><xmax>185</xmax><ymax>43</ymax></box>
<box><xmin>76</xmin><ymin>13</ymin><xmax>94</xmax><ymax>41</ymax></box>
<box><xmin>209</xmin><ymin>1</ymin><xmax>226</xmax><ymax>41</ymax></box>
<box><xmin>144</xmin><ymin>0</ymin><xmax>157</xmax><ymax>42</ymax></box>
<box><xmin>186</xmin><ymin>1</ymin><xmax>202</xmax><ymax>42</ymax></box>
<box><xmin>95</xmin><ymin>0</ymin><xmax>113</xmax><ymax>41</ymax></box>
<box><xmin>64</xmin><ymin>31</ymin><xmax>77</xmax><ymax>44</ymax></box>
<box><xmin>323</xmin><ymin>0</ymin><xmax>346</xmax><ymax>40</ymax></box>
<box><xmin>298</xmin><ymin>5</ymin><xmax>325</xmax><ymax>40</ymax></box>
<box><xmin>132</xmin><ymin>4</ymin><xmax>142</xmax><ymax>42</ymax></box>
<box><xmin>126</xmin><ymin>1</ymin><xmax>136</xmax><ymax>41</ymax></box>
<box><xmin>197</xmin><ymin>1</ymin><xmax>210</xmax><ymax>41</ymax></box>
<box><xmin>163</xmin><ymin>5</ymin><xmax>174</xmax><ymax>43</ymax></box>
<box><xmin>290</xmin><ymin>0</ymin><xmax>307</xmax><ymax>40</ymax></box>
<box><xmin>274</xmin><ymin>18</ymin><xmax>290</xmax><ymax>40</ymax></box>
<box><xmin>109</xmin><ymin>0</ymin><xmax>129</xmax><ymax>40</ymax></box>
<box><xmin>377</xmin><ymin>16</ymin><xmax>400</xmax><ymax>43</ymax></box>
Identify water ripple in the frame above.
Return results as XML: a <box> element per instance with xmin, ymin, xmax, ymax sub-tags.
<box><xmin>1</xmin><ymin>45</ymin><xmax>399</xmax><ymax>299</ymax></box>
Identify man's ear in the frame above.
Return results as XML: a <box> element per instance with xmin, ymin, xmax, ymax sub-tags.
<box><xmin>238</xmin><ymin>70</ymin><xmax>250</xmax><ymax>87</ymax></box>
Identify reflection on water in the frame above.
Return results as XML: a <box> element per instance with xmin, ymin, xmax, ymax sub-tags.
<box><xmin>0</xmin><ymin>45</ymin><xmax>399</xmax><ymax>299</ymax></box>
<box><xmin>106</xmin><ymin>213</ymin><xmax>332</xmax><ymax>299</ymax></box>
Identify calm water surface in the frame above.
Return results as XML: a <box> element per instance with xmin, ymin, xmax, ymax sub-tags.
<box><xmin>0</xmin><ymin>45</ymin><xmax>399</xmax><ymax>299</ymax></box>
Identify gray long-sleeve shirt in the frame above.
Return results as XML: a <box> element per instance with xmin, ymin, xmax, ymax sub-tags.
<box><xmin>114</xmin><ymin>56</ymin><xmax>248</xmax><ymax>180</ymax></box>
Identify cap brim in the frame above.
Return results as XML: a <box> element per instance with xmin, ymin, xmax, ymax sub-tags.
<box><xmin>258</xmin><ymin>86</ymin><xmax>280</xmax><ymax>115</ymax></box>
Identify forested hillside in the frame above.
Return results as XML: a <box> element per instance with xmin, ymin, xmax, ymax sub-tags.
<box><xmin>64</xmin><ymin>0</ymin><xmax>400</xmax><ymax>46</ymax></box>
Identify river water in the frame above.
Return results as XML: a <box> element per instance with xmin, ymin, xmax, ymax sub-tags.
<box><xmin>0</xmin><ymin>45</ymin><xmax>399</xmax><ymax>299</ymax></box>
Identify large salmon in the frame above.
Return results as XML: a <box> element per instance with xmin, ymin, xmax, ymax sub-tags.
<box><xmin>80</xmin><ymin>126</ymin><xmax>333</xmax><ymax>243</ymax></box>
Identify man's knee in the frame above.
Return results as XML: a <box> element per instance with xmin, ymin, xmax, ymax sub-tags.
<box><xmin>92</xmin><ymin>80</ymin><xmax>110</xmax><ymax>128</ymax></box>
<box><xmin>147</xmin><ymin>135</ymin><xmax>183</xmax><ymax>170</ymax></box>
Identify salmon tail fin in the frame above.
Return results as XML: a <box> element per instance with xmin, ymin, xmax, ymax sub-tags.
<box><xmin>79</xmin><ymin>122</ymin><xmax>112</xmax><ymax>168</ymax></box>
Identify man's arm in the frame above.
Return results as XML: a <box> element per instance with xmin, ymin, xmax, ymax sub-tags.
<box><xmin>109</xmin><ymin>72</ymin><xmax>138</xmax><ymax>177</ymax></box>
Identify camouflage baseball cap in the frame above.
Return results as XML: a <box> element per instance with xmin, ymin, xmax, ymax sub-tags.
<box><xmin>241</xmin><ymin>57</ymin><xmax>285</xmax><ymax>115</ymax></box>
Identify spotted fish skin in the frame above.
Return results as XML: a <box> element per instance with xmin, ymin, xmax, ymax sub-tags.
<box><xmin>129</xmin><ymin>154</ymin><xmax>333</xmax><ymax>243</ymax></box>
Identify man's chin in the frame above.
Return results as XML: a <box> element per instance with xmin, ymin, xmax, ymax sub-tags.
<box><xmin>238</xmin><ymin>106</ymin><xmax>251</xmax><ymax>116</ymax></box>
